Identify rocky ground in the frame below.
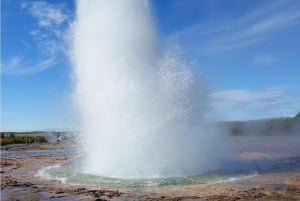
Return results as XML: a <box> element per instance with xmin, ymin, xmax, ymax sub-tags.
<box><xmin>1</xmin><ymin>143</ymin><xmax>300</xmax><ymax>201</ymax></box>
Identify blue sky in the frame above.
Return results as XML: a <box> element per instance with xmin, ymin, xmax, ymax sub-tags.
<box><xmin>2</xmin><ymin>0</ymin><xmax>300</xmax><ymax>131</ymax></box>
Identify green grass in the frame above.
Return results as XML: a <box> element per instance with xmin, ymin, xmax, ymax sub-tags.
<box><xmin>0</xmin><ymin>135</ymin><xmax>47</xmax><ymax>146</ymax></box>
<box><xmin>227</xmin><ymin>112</ymin><xmax>300</xmax><ymax>136</ymax></box>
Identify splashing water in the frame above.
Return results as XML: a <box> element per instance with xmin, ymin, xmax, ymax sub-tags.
<box><xmin>70</xmin><ymin>0</ymin><xmax>221</xmax><ymax>179</ymax></box>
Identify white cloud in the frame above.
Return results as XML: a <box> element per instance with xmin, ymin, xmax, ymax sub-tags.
<box><xmin>173</xmin><ymin>1</ymin><xmax>300</xmax><ymax>54</ymax></box>
<box><xmin>210</xmin><ymin>88</ymin><xmax>300</xmax><ymax>120</ymax></box>
<box><xmin>22</xmin><ymin>1</ymin><xmax>70</xmax><ymax>45</ymax></box>
<box><xmin>2</xmin><ymin>1</ymin><xmax>70</xmax><ymax>75</ymax></box>
<box><xmin>22</xmin><ymin>1</ymin><xmax>70</xmax><ymax>51</ymax></box>
<box><xmin>2</xmin><ymin>56</ymin><xmax>59</xmax><ymax>75</ymax></box>
<box><xmin>222</xmin><ymin>10</ymin><xmax>300</xmax><ymax>45</ymax></box>
<box><xmin>211</xmin><ymin>88</ymin><xmax>282</xmax><ymax>103</ymax></box>
<box><xmin>21</xmin><ymin>1</ymin><xmax>68</xmax><ymax>29</ymax></box>
<box><xmin>1</xmin><ymin>57</ymin><xmax>23</xmax><ymax>73</ymax></box>
<box><xmin>252</xmin><ymin>54</ymin><xmax>274</xmax><ymax>66</ymax></box>
<box><xmin>30</xmin><ymin>30</ymin><xmax>40</xmax><ymax>36</ymax></box>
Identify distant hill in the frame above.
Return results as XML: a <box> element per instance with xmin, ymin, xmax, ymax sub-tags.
<box><xmin>226</xmin><ymin>112</ymin><xmax>300</xmax><ymax>136</ymax></box>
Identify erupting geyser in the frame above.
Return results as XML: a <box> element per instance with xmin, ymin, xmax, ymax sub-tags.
<box><xmin>70</xmin><ymin>0</ymin><xmax>220</xmax><ymax>179</ymax></box>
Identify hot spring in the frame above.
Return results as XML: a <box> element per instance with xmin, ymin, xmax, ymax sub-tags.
<box><xmin>69</xmin><ymin>0</ymin><xmax>223</xmax><ymax>179</ymax></box>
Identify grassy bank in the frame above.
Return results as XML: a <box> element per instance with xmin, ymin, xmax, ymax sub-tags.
<box><xmin>0</xmin><ymin>135</ymin><xmax>47</xmax><ymax>146</ymax></box>
<box><xmin>227</xmin><ymin>112</ymin><xmax>300</xmax><ymax>136</ymax></box>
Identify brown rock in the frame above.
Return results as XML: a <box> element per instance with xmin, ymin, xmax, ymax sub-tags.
<box><xmin>55</xmin><ymin>189</ymin><xmax>65</xmax><ymax>194</ymax></box>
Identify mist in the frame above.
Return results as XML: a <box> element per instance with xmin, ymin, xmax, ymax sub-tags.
<box><xmin>69</xmin><ymin>0</ymin><xmax>226</xmax><ymax>179</ymax></box>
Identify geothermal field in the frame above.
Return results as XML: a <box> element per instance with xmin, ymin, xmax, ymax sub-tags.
<box><xmin>1</xmin><ymin>0</ymin><xmax>300</xmax><ymax>200</ymax></box>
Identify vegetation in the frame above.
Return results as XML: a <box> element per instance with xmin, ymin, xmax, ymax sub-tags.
<box><xmin>0</xmin><ymin>131</ymin><xmax>76</xmax><ymax>146</ymax></box>
<box><xmin>0</xmin><ymin>135</ymin><xmax>47</xmax><ymax>146</ymax></box>
<box><xmin>227</xmin><ymin>112</ymin><xmax>300</xmax><ymax>136</ymax></box>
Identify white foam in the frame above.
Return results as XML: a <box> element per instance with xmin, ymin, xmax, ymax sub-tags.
<box><xmin>216</xmin><ymin>172</ymin><xmax>258</xmax><ymax>183</ymax></box>
<box><xmin>36</xmin><ymin>164</ymin><xmax>67</xmax><ymax>184</ymax></box>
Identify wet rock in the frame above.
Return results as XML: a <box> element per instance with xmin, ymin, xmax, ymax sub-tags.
<box><xmin>286</xmin><ymin>186</ymin><xmax>298</xmax><ymax>192</ymax></box>
<box><xmin>1</xmin><ymin>160</ymin><xmax>13</xmax><ymax>166</ymax></box>
<box><xmin>95</xmin><ymin>198</ymin><xmax>108</xmax><ymax>201</ymax></box>
<box><xmin>30</xmin><ymin>188</ymin><xmax>40</xmax><ymax>193</ymax></box>
<box><xmin>55</xmin><ymin>189</ymin><xmax>65</xmax><ymax>194</ymax></box>
<box><xmin>73</xmin><ymin>187</ymin><xmax>86</xmax><ymax>194</ymax></box>
<box><xmin>139</xmin><ymin>195</ymin><xmax>202</xmax><ymax>201</ymax></box>
<box><xmin>49</xmin><ymin>195</ymin><xmax>66</xmax><ymax>198</ymax></box>
<box><xmin>87</xmin><ymin>190</ymin><xmax>105</xmax><ymax>197</ymax></box>
<box><xmin>105</xmin><ymin>190</ymin><xmax>121</xmax><ymax>198</ymax></box>
<box><xmin>22</xmin><ymin>182</ymin><xmax>34</xmax><ymax>187</ymax></box>
<box><xmin>87</xmin><ymin>189</ymin><xmax>99</xmax><ymax>194</ymax></box>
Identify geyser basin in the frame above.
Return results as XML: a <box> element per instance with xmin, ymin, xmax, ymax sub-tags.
<box><xmin>37</xmin><ymin>153</ymin><xmax>300</xmax><ymax>187</ymax></box>
<box><xmin>70</xmin><ymin>0</ymin><xmax>224</xmax><ymax>178</ymax></box>
<box><xmin>38</xmin><ymin>164</ymin><xmax>257</xmax><ymax>187</ymax></box>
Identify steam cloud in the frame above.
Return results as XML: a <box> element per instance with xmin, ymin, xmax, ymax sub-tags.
<box><xmin>70</xmin><ymin>0</ymin><xmax>223</xmax><ymax>179</ymax></box>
